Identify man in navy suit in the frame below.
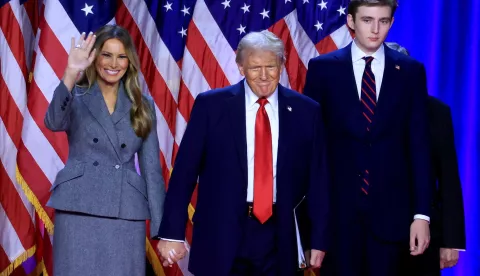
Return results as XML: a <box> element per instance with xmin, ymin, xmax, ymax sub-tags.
<box><xmin>156</xmin><ymin>30</ymin><xmax>330</xmax><ymax>276</ymax></box>
<box><xmin>304</xmin><ymin>1</ymin><xmax>432</xmax><ymax>275</ymax></box>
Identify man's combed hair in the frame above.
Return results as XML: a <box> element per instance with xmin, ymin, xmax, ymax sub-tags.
<box><xmin>348</xmin><ymin>0</ymin><xmax>399</xmax><ymax>20</ymax></box>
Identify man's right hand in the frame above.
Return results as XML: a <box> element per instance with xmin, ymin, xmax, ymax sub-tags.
<box><xmin>156</xmin><ymin>240</ymin><xmax>187</xmax><ymax>267</ymax></box>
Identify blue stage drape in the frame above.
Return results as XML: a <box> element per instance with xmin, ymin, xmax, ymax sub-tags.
<box><xmin>387</xmin><ymin>1</ymin><xmax>480</xmax><ymax>275</ymax></box>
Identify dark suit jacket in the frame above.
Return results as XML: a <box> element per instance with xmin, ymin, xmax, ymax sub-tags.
<box><xmin>158</xmin><ymin>81</ymin><xmax>329</xmax><ymax>276</ymax></box>
<box><xmin>304</xmin><ymin>43</ymin><xmax>431</xmax><ymax>242</ymax></box>
<box><xmin>44</xmin><ymin>81</ymin><xmax>165</xmax><ymax>237</ymax></box>
<box><xmin>427</xmin><ymin>96</ymin><xmax>466</xmax><ymax>249</ymax></box>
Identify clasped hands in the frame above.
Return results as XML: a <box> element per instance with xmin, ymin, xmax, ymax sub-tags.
<box><xmin>156</xmin><ymin>240</ymin><xmax>188</xmax><ymax>267</ymax></box>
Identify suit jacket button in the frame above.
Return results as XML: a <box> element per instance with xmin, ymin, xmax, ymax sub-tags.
<box><xmin>93</xmin><ymin>161</ymin><xmax>99</xmax><ymax>166</ymax></box>
<box><xmin>93</xmin><ymin>138</ymin><xmax>98</xmax><ymax>143</ymax></box>
<box><xmin>115</xmin><ymin>165</ymin><xmax>120</xmax><ymax>169</ymax></box>
<box><xmin>65</xmin><ymin>97</ymin><xmax>69</xmax><ymax>102</ymax></box>
<box><xmin>121</xmin><ymin>143</ymin><xmax>126</xmax><ymax>148</ymax></box>
<box><xmin>61</xmin><ymin>107</ymin><xmax>65</xmax><ymax>111</ymax></box>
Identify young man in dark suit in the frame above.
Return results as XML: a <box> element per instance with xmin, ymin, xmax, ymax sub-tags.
<box><xmin>304</xmin><ymin>1</ymin><xmax>432</xmax><ymax>275</ymax></box>
<box><xmin>387</xmin><ymin>42</ymin><xmax>467</xmax><ymax>276</ymax></box>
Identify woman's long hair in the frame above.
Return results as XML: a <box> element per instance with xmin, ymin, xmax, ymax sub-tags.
<box><xmin>78</xmin><ymin>25</ymin><xmax>152</xmax><ymax>139</ymax></box>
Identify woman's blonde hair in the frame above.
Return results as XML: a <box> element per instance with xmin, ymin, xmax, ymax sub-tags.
<box><xmin>78</xmin><ymin>25</ymin><xmax>152</xmax><ymax>139</ymax></box>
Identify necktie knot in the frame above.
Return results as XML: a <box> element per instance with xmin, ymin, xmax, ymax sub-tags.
<box><xmin>257</xmin><ymin>97</ymin><xmax>269</xmax><ymax>108</ymax></box>
<box><xmin>363</xmin><ymin>56</ymin><xmax>374</xmax><ymax>66</ymax></box>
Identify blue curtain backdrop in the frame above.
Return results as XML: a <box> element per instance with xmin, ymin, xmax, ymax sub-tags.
<box><xmin>387</xmin><ymin>1</ymin><xmax>479</xmax><ymax>275</ymax></box>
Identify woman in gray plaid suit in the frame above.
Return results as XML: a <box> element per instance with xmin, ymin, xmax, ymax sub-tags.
<box><xmin>44</xmin><ymin>25</ymin><xmax>165</xmax><ymax>276</ymax></box>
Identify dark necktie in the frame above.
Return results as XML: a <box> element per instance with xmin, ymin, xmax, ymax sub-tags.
<box><xmin>360</xmin><ymin>56</ymin><xmax>376</xmax><ymax>195</ymax></box>
<box><xmin>253</xmin><ymin>98</ymin><xmax>273</xmax><ymax>223</ymax></box>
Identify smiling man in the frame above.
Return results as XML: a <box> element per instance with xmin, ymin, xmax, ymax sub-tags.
<box><xmin>157</xmin><ymin>30</ymin><xmax>330</xmax><ymax>276</ymax></box>
<box><xmin>303</xmin><ymin>1</ymin><xmax>432</xmax><ymax>275</ymax></box>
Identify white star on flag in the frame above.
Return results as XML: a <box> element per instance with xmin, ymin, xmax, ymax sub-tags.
<box><xmin>260</xmin><ymin>9</ymin><xmax>270</xmax><ymax>19</ymax></box>
<box><xmin>81</xmin><ymin>3</ymin><xmax>94</xmax><ymax>16</ymax></box>
<box><xmin>237</xmin><ymin>24</ymin><xmax>246</xmax><ymax>34</ymax></box>
<box><xmin>337</xmin><ymin>6</ymin><xmax>346</xmax><ymax>16</ymax></box>
<box><xmin>221</xmin><ymin>0</ymin><xmax>231</xmax><ymax>9</ymax></box>
<box><xmin>164</xmin><ymin>1</ymin><xmax>172</xmax><ymax>12</ymax></box>
<box><xmin>240</xmin><ymin>3</ymin><xmax>250</xmax><ymax>13</ymax></box>
<box><xmin>181</xmin><ymin>5</ymin><xmax>190</xmax><ymax>16</ymax></box>
<box><xmin>314</xmin><ymin>21</ymin><xmax>323</xmax><ymax>31</ymax></box>
<box><xmin>318</xmin><ymin>0</ymin><xmax>328</xmax><ymax>10</ymax></box>
<box><xmin>179</xmin><ymin>27</ymin><xmax>187</xmax><ymax>37</ymax></box>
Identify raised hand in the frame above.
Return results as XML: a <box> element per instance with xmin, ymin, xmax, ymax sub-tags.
<box><xmin>62</xmin><ymin>32</ymin><xmax>97</xmax><ymax>91</ymax></box>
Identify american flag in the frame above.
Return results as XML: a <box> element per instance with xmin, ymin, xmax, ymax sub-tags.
<box><xmin>0</xmin><ymin>0</ymin><xmax>352</xmax><ymax>275</ymax></box>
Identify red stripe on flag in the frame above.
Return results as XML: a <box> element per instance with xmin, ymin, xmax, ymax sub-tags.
<box><xmin>159</xmin><ymin>150</ymin><xmax>170</xmax><ymax>188</ymax></box>
<box><xmin>315</xmin><ymin>35</ymin><xmax>339</xmax><ymax>55</ymax></box>
<box><xmin>0</xmin><ymin>246</ymin><xmax>11</xmax><ymax>274</ymax></box>
<box><xmin>37</xmin><ymin>22</ymin><xmax>68</xmax><ymax>79</ymax></box>
<box><xmin>16</xmin><ymin>142</ymin><xmax>55</xmax><ymax>219</ymax></box>
<box><xmin>177</xmin><ymin>80</ymin><xmax>195</xmax><ymax>123</ymax></box>
<box><xmin>0</xmin><ymin>3</ymin><xmax>28</xmax><ymax>80</ymax></box>
<box><xmin>28</xmin><ymin>80</ymin><xmax>69</xmax><ymax>163</ymax></box>
<box><xmin>115</xmin><ymin>2</ymin><xmax>178</xmax><ymax>136</ymax></box>
<box><xmin>171</xmin><ymin>142</ymin><xmax>179</xmax><ymax>170</ymax></box>
<box><xmin>0</xmin><ymin>164</ymin><xmax>36</xmax><ymax>250</ymax></box>
<box><xmin>269</xmin><ymin>19</ymin><xmax>307</xmax><ymax>92</ymax></box>
<box><xmin>187</xmin><ymin>21</ymin><xmax>230</xmax><ymax>89</ymax></box>
<box><xmin>0</xmin><ymin>70</ymin><xmax>24</xmax><ymax>148</ymax></box>
<box><xmin>23</xmin><ymin>0</ymin><xmax>40</xmax><ymax>36</ymax></box>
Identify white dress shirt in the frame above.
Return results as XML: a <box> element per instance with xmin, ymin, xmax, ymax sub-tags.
<box><xmin>351</xmin><ymin>41</ymin><xmax>385</xmax><ymax>100</ymax></box>
<box><xmin>351</xmin><ymin>40</ymin><xmax>430</xmax><ymax>223</ymax></box>
<box><xmin>245</xmin><ymin>81</ymin><xmax>279</xmax><ymax>203</ymax></box>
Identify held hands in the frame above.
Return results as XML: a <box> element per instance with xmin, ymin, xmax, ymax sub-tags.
<box><xmin>409</xmin><ymin>219</ymin><xmax>430</xmax><ymax>256</ymax></box>
<box><xmin>63</xmin><ymin>32</ymin><xmax>97</xmax><ymax>91</ymax></box>
<box><xmin>440</xmin><ymin>248</ymin><xmax>459</xmax><ymax>269</ymax></box>
<box><xmin>156</xmin><ymin>240</ymin><xmax>187</xmax><ymax>267</ymax></box>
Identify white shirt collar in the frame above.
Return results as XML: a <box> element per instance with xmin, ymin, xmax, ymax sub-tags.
<box><xmin>351</xmin><ymin>39</ymin><xmax>385</xmax><ymax>64</ymax></box>
<box><xmin>244</xmin><ymin>80</ymin><xmax>279</xmax><ymax>110</ymax></box>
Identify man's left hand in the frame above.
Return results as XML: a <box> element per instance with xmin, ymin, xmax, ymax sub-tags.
<box><xmin>410</xmin><ymin>219</ymin><xmax>430</xmax><ymax>256</ymax></box>
<box><xmin>440</xmin><ymin>248</ymin><xmax>459</xmax><ymax>269</ymax></box>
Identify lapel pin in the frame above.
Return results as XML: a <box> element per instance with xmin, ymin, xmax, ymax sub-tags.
<box><xmin>287</xmin><ymin>106</ymin><xmax>292</xmax><ymax>112</ymax></box>
<box><xmin>395</xmin><ymin>65</ymin><xmax>400</xmax><ymax>70</ymax></box>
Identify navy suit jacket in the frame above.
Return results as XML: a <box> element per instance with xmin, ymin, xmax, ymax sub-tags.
<box><xmin>159</xmin><ymin>81</ymin><xmax>329</xmax><ymax>276</ymax></box>
<box><xmin>304</xmin><ymin>43</ymin><xmax>431</xmax><ymax>242</ymax></box>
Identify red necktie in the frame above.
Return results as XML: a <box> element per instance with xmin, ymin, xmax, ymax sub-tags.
<box><xmin>253</xmin><ymin>98</ymin><xmax>273</xmax><ymax>224</ymax></box>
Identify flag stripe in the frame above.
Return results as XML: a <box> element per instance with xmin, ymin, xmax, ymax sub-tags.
<box><xmin>187</xmin><ymin>21</ymin><xmax>230</xmax><ymax>90</ymax></box>
<box><xmin>0</xmin><ymin>4</ymin><xmax>28</xmax><ymax>80</ymax></box>
<box><xmin>269</xmin><ymin>18</ymin><xmax>306</xmax><ymax>92</ymax></box>
<box><xmin>0</xmin><ymin>164</ymin><xmax>34</xmax><ymax>250</ymax></box>
<box><xmin>0</xmin><ymin>30</ymin><xmax>27</xmax><ymax>120</ymax></box>
<box><xmin>192</xmin><ymin>0</ymin><xmax>240</xmax><ymax>85</ymax></box>
<box><xmin>116</xmin><ymin>1</ymin><xmax>179</xmax><ymax>137</ymax></box>
<box><xmin>9</xmin><ymin>0</ymin><xmax>34</xmax><ymax>73</ymax></box>
<box><xmin>283</xmin><ymin>9</ymin><xmax>318</xmax><ymax>68</ymax></box>
<box><xmin>0</xmin><ymin>202</ymin><xmax>25</xmax><ymax>263</ymax></box>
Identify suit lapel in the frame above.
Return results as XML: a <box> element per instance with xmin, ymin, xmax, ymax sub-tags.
<box><xmin>111</xmin><ymin>83</ymin><xmax>132</xmax><ymax>125</ymax></box>
<box><xmin>276</xmin><ymin>85</ymin><xmax>294</xmax><ymax>175</ymax></box>
<box><xmin>334</xmin><ymin>44</ymin><xmax>367</xmax><ymax>137</ymax></box>
<box><xmin>371</xmin><ymin>47</ymin><xmax>400</xmax><ymax>134</ymax></box>
<box><xmin>81</xmin><ymin>83</ymin><xmax>121</xmax><ymax>159</ymax></box>
<box><xmin>226</xmin><ymin>81</ymin><xmax>248</xmax><ymax>184</ymax></box>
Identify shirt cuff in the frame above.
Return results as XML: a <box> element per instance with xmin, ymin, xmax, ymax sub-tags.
<box><xmin>160</xmin><ymin>238</ymin><xmax>185</xmax><ymax>243</ymax></box>
<box><xmin>454</xmin><ymin>249</ymin><xmax>466</xmax><ymax>251</ymax></box>
<box><xmin>413</xmin><ymin>214</ymin><xmax>430</xmax><ymax>222</ymax></box>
